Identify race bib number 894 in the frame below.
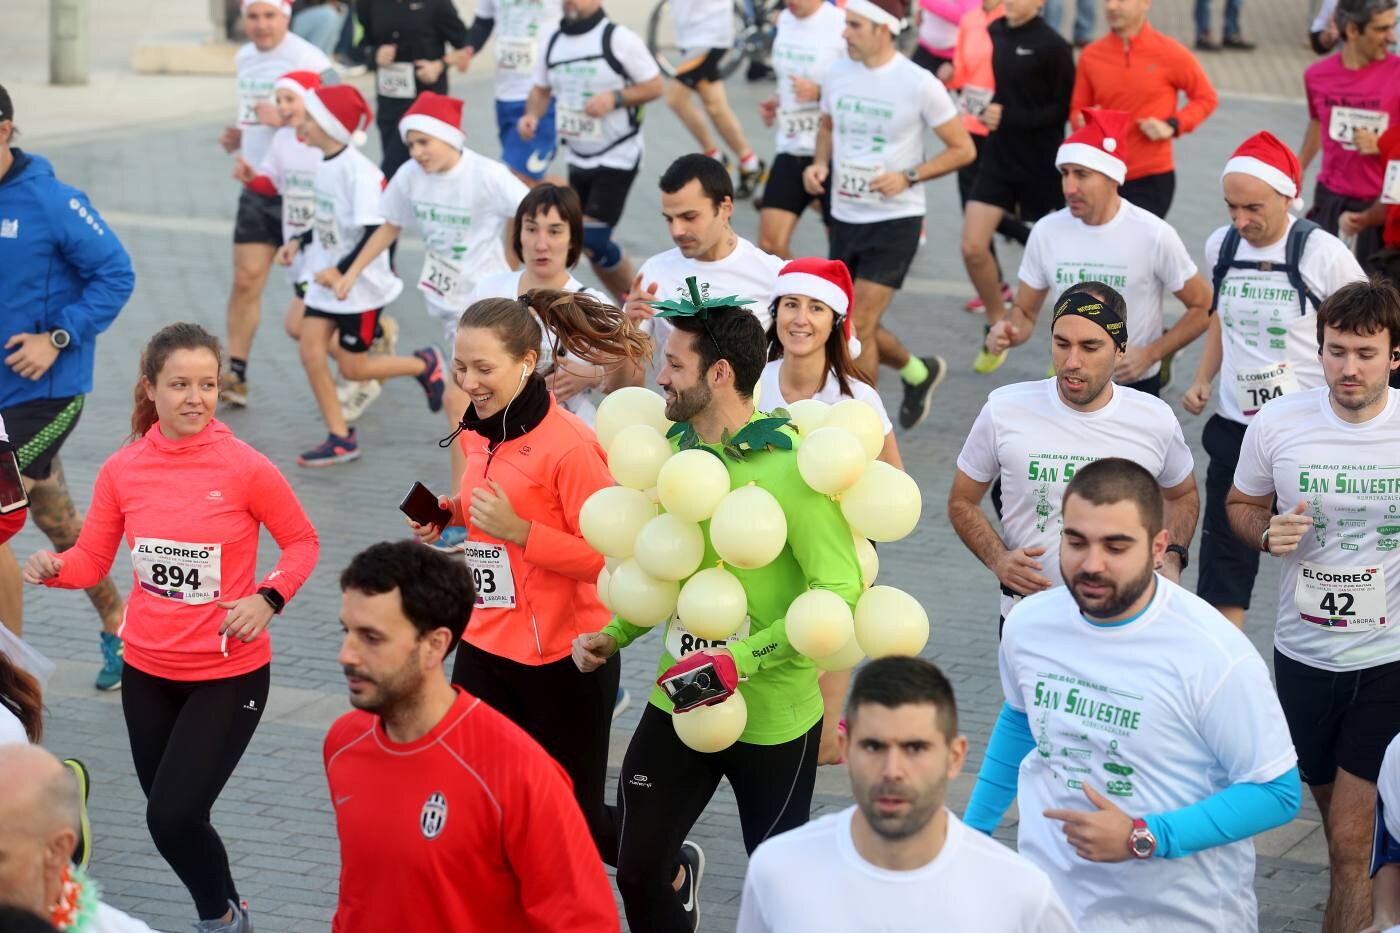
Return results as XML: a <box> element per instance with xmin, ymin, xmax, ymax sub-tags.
<box><xmin>131</xmin><ymin>538</ymin><xmax>222</xmax><ymax>605</ymax></box>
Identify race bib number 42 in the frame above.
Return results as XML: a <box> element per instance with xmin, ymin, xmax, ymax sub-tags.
<box><xmin>836</xmin><ymin>161</ymin><xmax>882</xmax><ymax>203</ymax></box>
<box><xmin>131</xmin><ymin>538</ymin><xmax>222</xmax><ymax>604</ymax></box>
<box><xmin>464</xmin><ymin>541</ymin><xmax>517</xmax><ymax>608</ymax></box>
<box><xmin>1295</xmin><ymin>562</ymin><xmax>1387</xmax><ymax>631</ymax></box>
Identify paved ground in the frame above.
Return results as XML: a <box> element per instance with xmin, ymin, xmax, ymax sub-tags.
<box><xmin>1</xmin><ymin>0</ymin><xmax>1339</xmax><ymax>930</ymax></box>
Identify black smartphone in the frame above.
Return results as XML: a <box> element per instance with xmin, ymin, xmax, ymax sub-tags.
<box><xmin>0</xmin><ymin>450</ymin><xmax>27</xmax><ymax>515</ymax></box>
<box><xmin>658</xmin><ymin>661</ymin><xmax>728</xmax><ymax>713</ymax></box>
<box><xmin>399</xmin><ymin>481</ymin><xmax>453</xmax><ymax>528</ymax></box>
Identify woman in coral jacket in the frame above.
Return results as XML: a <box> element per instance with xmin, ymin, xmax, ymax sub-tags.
<box><xmin>410</xmin><ymin>289</ymin><xmax>649</xmax><ymax>851</ymax></box>
<box><xmin>23</xmin><ymin>322</ymin><xmax>319</xmax><ymax>933</ymax></box>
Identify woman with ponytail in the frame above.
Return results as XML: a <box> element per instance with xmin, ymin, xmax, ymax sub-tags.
<box><xmin>0</xmin><ymin>651</ymin><xmax>43</xmax><ymax>743</ymax></box>
<box><xmin>22</xmin><ymin>322</ymin><xmax>318</xmax><ymax>933</ymax></box>
<box><xmin>409</xmin><ymin>289</ymin><xmax>650</xmax><ymax>853</ymax></box>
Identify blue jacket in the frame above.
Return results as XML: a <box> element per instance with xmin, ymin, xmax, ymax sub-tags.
<box><xmin>0</xmin><ymin>149</ymin><xmax>133</xmax><ymax>408</ymax></box>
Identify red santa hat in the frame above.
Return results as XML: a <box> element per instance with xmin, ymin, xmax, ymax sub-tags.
<box><xmin>398</xmin><ymin>92</ymin><xmax>466</xmax><ymax>151</ymax></box>
<box><xmin>305</xmin><ymin>85</ymin><xmax>373</xmax><ymax>147</ymax></box>
<box><xmin>773</xmin><ymin>258</ymin><xmax>861</xmax><ymax>356</ymax></box>
<box><xmin>274</xmin><ymin>70</ymin><xmax>321</xmax><ymax>99</ymax></box>
<box><xmin>1056</xmin><ymin>109</ymin><xmax>1132</xmax><ymax>185</ymax></box>
<box><xmin>1222</xmin><ymin>131</ymin><xmax>1305</xmax><ymax>212</ymax></box>
<box><xmin>241</xmin><ymin>0</ymin><xmax>292</xmax><ymax>14</ymax></box>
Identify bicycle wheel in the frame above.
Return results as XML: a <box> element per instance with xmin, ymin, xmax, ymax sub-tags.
<box><xmin>646</xmin><ymin>0</ymin><xmax>750</xmax><ymax>80</ymax></box>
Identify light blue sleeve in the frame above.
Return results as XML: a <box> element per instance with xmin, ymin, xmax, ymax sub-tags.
<box><xmin>1143</xmin><ymin>766</ymin><xmax>1302</xmax><ymax>859</ymax></box>
<box><xmin>963</xmin><ymin>702</ymin><xmax>1035</xmax><ymax>834</ymax></box>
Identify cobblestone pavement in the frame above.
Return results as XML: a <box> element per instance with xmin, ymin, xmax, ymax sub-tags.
<box><xmin>5</xmin><ymin>23</ymin><xmax>1335</xmax><ymax>933</ymax></box>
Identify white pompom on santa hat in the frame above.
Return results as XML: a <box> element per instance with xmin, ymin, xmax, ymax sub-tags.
<box><xmin>1222</xmin><ymin>131</ymin><xmax>1306</xmax><ymax>213</ymax></box>
<box><xmin>772</xmin><ymin>257</ymin><xmax>862</xmax><ymax>357</ymax></box>
<box><xmin>241</xmin><ymin>0</ymin><xmax>292</xmax><ymax>14</ymax></box>
<box><xmin>1055</xmin><ymin>109</ymin><xmax>1133</xmax><ymax>185</ymax></box>
<box><xmin>398</xmin><ymin>91</ymin><xmax>466</xmax><ymax>151</ymax></box>
<box><xmin>305</xmin><ymin>85</ymin><xmax>374</xmax><ymax>147</ymax></box>
<box><xmin>273</xmin><ymin>70</ymin><xmax>321</xmax><ymax>99</ymax></box>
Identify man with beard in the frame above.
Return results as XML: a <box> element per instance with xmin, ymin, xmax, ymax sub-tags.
<box><xmin>324</xmin><ymin>541</ymin><xmax>617</xmax><ymax>933</ymax></box>
<box><xmin>949</xmin><ymin>282</ymin><xmax>1199</xmax><ymax>634</ymax></box>
<box><xmin>735</xmin><ymin>657</ymin><xmax>1075</xmax><ymax>932</ymax></box>
<box><xmin>1228</xmin><ymin>279</ymin><xmax>1400</xmax><ymax>933</ymax></box>
<box><xmin>573</xmin><ymin>293</ymin><xmax>863</xmax><ymax>932</ymax></box>
<box><xmin>964</xmin><ymin>457</ymin><xmax>1301</xmax><ymax>932</ymax></box>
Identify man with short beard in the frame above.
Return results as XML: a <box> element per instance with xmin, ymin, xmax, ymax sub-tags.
<box><xmin>965</xmin><ymin>457</ymin><xmax>1301</xmax><ymax>932</ymax></box>
<box><xmin>1228</xmin><ymin>279</ymin><xmax>1400</xmax><ymax>933</ymax></box>
<box><xmin>736</xmin><ymin>657</ymin><xmax>1075</xmax><ymax>932</ymax></box>
<box><xmin>324</xmin><ymin>540</ymin><xmax>617</xmax><ymax>933</ymax></box>
<box><xmin>949</xmin><ymin>282</ymin><xmax>1199</xmax><ymax>634</ymax></box>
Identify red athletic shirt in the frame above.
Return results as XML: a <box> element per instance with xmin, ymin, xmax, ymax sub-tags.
<box><xmin>46</xmin><ymin>420</ymin><xmax>319</xmax><ymax>680</ymax></box>
<box><xmin>324</xmin><ymin>687</ymin><xmax>620</xmax><ymax>933</ymax></box>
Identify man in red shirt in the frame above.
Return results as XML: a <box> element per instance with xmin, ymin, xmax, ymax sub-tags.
<box><xmin>1070</xmin><ymin>0</ymin><xmax>1217</xmax><ymax>219</ymax></box>
<box><xmin>325</xmin><ymin>540</ymin><xmax>619</xmax><ymax>933</ymax></box>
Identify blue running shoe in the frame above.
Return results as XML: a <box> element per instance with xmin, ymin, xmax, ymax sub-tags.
<box><xmin>95</xmin><ymin>632</ymin><xmax>123</xmax><ymax>691</ymax></box>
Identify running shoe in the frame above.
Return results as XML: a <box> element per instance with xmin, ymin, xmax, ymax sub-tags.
<box><xmin>736</xmin><ymin>160</ymin><xmax>768</xmax><ymax>201</ymax></box>
<box><xmin>972</xmin><ymin>348</ymin><xmax>1007</xmax><ymax>374</ymax></box>
<box><xmin>745</xmin><ymin>60</ymin><xmax>774</xmax><ymax>82</ymax></box>
<box><xmin>62</xmin><ymin>758</ymin><xmax>91</xmax><ymax>869</ymax></box>
<box><xmin>193</xmin><ymin>898</ymin><xmax>252</xmax><ymax>932</ymax></box>
<box><xmin>414</xmin><ymin>346</ymin><xmax>447</xmax><ymax>413</ymax></box>
<box><xmin>963</xmin><ymin>283</ymin><xmax>1013</xmax><ymax>313</ymax></box>
<box><xmin>613</xmin><ymin>686</ymin><xmax>631</xmax><ymax>721</ymax></box>
<box><xmin>898</xmin><ymin>356</ymin><xmax>946</xmax><ymax>430</ymax></box>
<box><xmin>219</xmin><ymin>372</ymin><xmax>248</xmax><ymax>408</ymax></box>
<box><xmin>339</xmin><ymin>380</ymin><xmax>382</xmax><ymax>423</ymax></box>
<box><xmin>298</xmin><ymin>430</ymin><xmax>361</xmax><ymax>467</ymax></box>
<box><xmin>95</xmin><ymin>631</ymin><xmax>123</xmax><ymax>691</ymax></box>
<box><xmin>432</xmin><ymin>525</ymin><xmax>467</xmax><ymax>552</ymax></box>
<box><xmin>677</xmin><ymin>840</ymin><xmax>706</xmax><ymax>933</ymax></box>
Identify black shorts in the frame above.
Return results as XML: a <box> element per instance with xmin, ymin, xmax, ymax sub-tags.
<box><xmin>829</xmin><ymin>216</ymin><xmax>922</xmax><ymax>289</ymax></box>
<box><xmin>1119</xmin><ymin>171</ymin><xmax>1175</xmax><ymax>220</ymax></box>
<box><xmin>969</xmin><ymin>162</ymin><xmax>1064</xmax><ymax>223</ymax></box>
<box><xmin>912</xmin><ymin>46</ymin><xmax>952</xmax><ymax>76</ymax></box>
<box><xmin>675</xmin><ymin>48</ymin><xmax>726</xmax><ymax>88</ymax></box>
<box><xmin>304</xmin><ymin>307</ymin><xmax>382</xmax><ymax>353</ymax></box>
<box><xmin>568</xmin><ymin>165</ymin><xmax>638</xmax><ymax>228</ymax></box>
<box><xmin>1274</xmin><ymin>649</ymin><xmax>1400</xmax><ymax>784</ymax></box>
<box><xmin>2</xmin><ymin>395</ymin><xmax>84</xmax><ymax>481</ymax></box>
<box><xmin>233</xmin><ymin>187</ymin><xmax>284</xmax><ymax>246</ymax></box>
<box><xmin>760</xmin><ymin>153</ymin><xmax>831</xmax><ymax>224</ymax></box>
<box><xmin>1196</xmin><ymin>414</ymin><xmax>1265</xmax><ymax>609</ymax></box>
<box><xmin>294</xmin><ymin>281</ymin><xmax>308</xmax><ymax>299</ymax></box>
<box><xmin>1310</xmin><ymin>179</ymin><xmax>1385</xmax><ymax>274</ymax></box>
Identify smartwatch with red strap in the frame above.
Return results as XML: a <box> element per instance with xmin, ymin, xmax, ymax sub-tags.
<box><xmin>1129</xmin><ymin>818</ymin><xmax>1156</xmax><ymax>859</ymax></box>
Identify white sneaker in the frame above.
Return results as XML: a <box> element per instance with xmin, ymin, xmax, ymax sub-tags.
<box><xmin>340</xmin><ymin>380</ymin><xmax>382</xmax><ymax>422</ymax></box>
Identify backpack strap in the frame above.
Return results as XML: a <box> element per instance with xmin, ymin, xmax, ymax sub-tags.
<box><xmin>1209</xmin><ymin>226</ymin><xmax>1242</xmax><ymax>315</ymax></box>
<box><xmin>1283</xmin><ymin>218</ymin><xmax>1322</xmax><ymax>316</ymax></box>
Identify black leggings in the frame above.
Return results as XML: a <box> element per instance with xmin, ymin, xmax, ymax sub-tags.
<box><xmin>602</xmin><ymin>703</ymin><xmax>820</xmax><ymax>933</ymax></box>
<box><xmin>121</xmin><ymin>662</ymin><xmax>270</xmax><ymax>920</ymax></box>
<box><xmin>451</xmin><ymin>641</ymin><xmax>620</xmax><ymax>853</ymax></box>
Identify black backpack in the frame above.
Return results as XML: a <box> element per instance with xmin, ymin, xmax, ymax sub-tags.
<box><xmin>1210</xmin><ymin>218</ymin><xmax>1321</xmax><ymax>317</ymax></box>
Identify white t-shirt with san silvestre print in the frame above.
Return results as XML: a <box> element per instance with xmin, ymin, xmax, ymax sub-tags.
<box><xmin>380</xmin><ymin>149</ymin><xmax>529</xmax><ymax>316</ymax></box>
<box><xmin>257</xmin><ymin>126</ymin><xmax>322</xmax><ymax>283</ymax></box>
<box><xmin>302</xmin><ymin>147</ymin><xmax>402</xmax><ymax>314</ymax></box>
<box><xmin>233</xmin><ymin>33</ymin><xmax>331</xmax><ymax>168</ymax></box>
<box><xmin>1205</xmin><ymin>218</ymin><xmax>1365</xmax><ymax>424</ymax></box>
<box><xmin>1000</xmin><ymin>577</ymin><xmax>1297</xmax><ymax>933</ymax></box>
<box><xmin>638</xmin><ymin>239</ymin><xmax>785</xmax><ymax>352</ymax></box>
<box><xmin>819</xmin><ymin>53</ymin><xmax>959</xmax><ymax>224</ymax></box>
<box><xmin>1019</xmin><ymin>200</ymin><xmax>1198</xmax><ymax>380</ymax></box>
<box><xmin>771</xmin><ymin>4</ymin><xmax>847</xmax><ymax>157</ymax></box>
<box><xmin>477</xmin><ymin>0</ymin><xmax>563</xmax><ymax>102</ymax></box>
<box><xmin>1234</xmin><ymin>387</ymin><xmax>1400</xmax><ymax>672</ymax></box>
<box><xmin>956</xmin><ymin>378</ymin><xmax>1195</xmax><ymax>617</ymax></box>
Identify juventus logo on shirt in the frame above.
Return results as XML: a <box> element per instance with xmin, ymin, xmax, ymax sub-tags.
<box><xmin>420</xmin><ymin>791</ymin><xmax>448</xmax><ymax>840</ymax></box>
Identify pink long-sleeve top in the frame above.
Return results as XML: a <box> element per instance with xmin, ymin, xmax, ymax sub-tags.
<box><xmin>919</xmin><ymin>0</ymin><xmax>982</xmax><ymax>58</ymax></box>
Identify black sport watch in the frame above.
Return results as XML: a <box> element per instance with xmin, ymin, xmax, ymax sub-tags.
<box><xmin>49</xmin><ymin>329</ymin><xmax>71</xmax><ymax>350</ymax></box>
<box><xmin>1165</xmin><ymin>544</ymin><xmax>1189</xmax><ymax>570</ymax></box>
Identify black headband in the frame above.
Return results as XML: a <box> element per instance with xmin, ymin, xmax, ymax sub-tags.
<box><xmin>1052</xmin><ymin>290</ymin><xmax>1127</xmax><ymax>352</ymax></box>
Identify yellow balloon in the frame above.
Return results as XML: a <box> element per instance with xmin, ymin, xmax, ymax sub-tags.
<box><xmin>840</xmin><ymin>461</ymin><xmax>922</xmax><ymax>542</ymax></box>
<box><xmin>579</xmin><ymin>486</ymin><xmax>656</xmax><ymax>557</ymax></box>
<box><xmin>797</xmin><ymin>426</ymin><xmax>868</xmax><ymax>495</ymax></box>
<box><xmin>823</xmin><ymin>399</ymin><xmax>883</xmax><ymax>461</ymax></box>
<box><xmin>752</xmin><ymin>377</ymin><xmax>763</xmax><ymax>410</ymax></box>
<box><xmin>672</xmin><ymin>690</ymin><xmax>748</xmax><ymax>753</ymax></box>
<box><xmin>785</xmin><ymin>588</ymin><xmax>855</xmax><ymax>659</ymax></box>
<box><xmin>608</xmin><ymin>559</ymin><xmax>678</xmax><ymax>628</ymax></box>
<box><xmin>608</xmin><ymin>424</ymin><xmax>674</xmax><ymax>490</ymax></box>
<box><xmin>855</xmin><ymin>586</ymin><xmax>930</xmax><ymax>658</ymax></box>
<box><xmin>633</xmin><ymin>513</ymin><xmax>706</xmax><ymax>582</ymax></box>
<box><xmin>595</xmin><ymin>386</ymin><xmax>672</xmax><ymax>451</ymax></box>
<box><xmin>677</xmin><ymin>566</ymin><xmax>748</xmax><ymax>640</ymax></box>
<box><xmin>852</xmin><ymin>534</ymin><xmax>879</xmax><ymax>589</ymax></box>
<box><xmin>605</xmin><ymin>555</ymin><xmax>622</xmax><ymax>573</ymax></box>
<box><xmin>785</xmin><ymin>398</ymin><xmax>830</xmax><ymax>436</ymax></box>
<box><xmin>597</xmin><ymin>566</ymin><xmax>613</xmax><ymax>612</ymax></box>
<box><xmin>656</xmin><ymin>449</ymin><xmax>732</xmax><ymax>523</ymax></box>
<box><xmin>811</xmin><ymin>631</ymin><xmax>866</xmax><ymax>672</ymax></box>
<box><xmin>710</xmin><ymin>484</ymin><xmax>788</xmax><ymax>569</ymax></box>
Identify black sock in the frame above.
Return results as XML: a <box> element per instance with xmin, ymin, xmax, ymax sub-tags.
<box><xmin>230</xmin><ymin>357</ymin><xmax>248</xmax><ymax>381</ymax></box>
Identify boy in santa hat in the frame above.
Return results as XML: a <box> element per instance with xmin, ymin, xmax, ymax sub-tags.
<box><xmin>335</xmin><ymin>90</ymin><xmax>527</xmax><ymax>491</ymax></box>
<box><xmin>276</xmin><ymin>84</ymin><xmax>447</xmax><ymax>467</ymax></box>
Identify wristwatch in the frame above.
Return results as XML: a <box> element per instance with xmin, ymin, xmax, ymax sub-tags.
<box><xmin>903</xmin><ymin>168</ymin><xmax>921</xmax><ymax>186</ymax></box>
<box><xmin>1165</xmin><ymin>544</ymin><xmax>1189</xmax><ymax>570</ymax></box>
<box><xmin>49</xmin><ymin>329</ymin><xmax>70</xmax><ymax>350</ymax></box>
<box><xmin>1165</xmin><ymin>116</ymin><xmax>1180</xmax><ymax>137</ymax></box>
<box><xmin>1129</xmin><ymin>818</ymin><xmax>1156</xmax><ymax>859</ymax></box>
<box><xmin>613</xmin><ymin>90</ymin><xmax>626</xmax><ymax>110</ymax></box>
<box><xmin>257</xmin><ymin>586</ymin><xmax>286</xmax><ymax>614</ymax></box>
